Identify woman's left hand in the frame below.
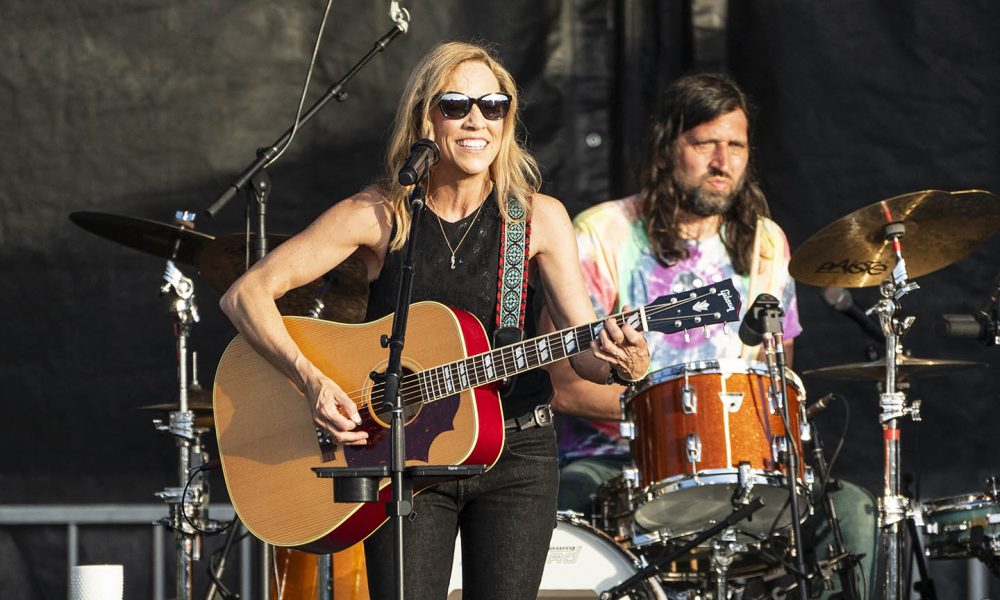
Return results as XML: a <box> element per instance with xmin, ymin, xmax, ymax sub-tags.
<box><xmin>590</xmin><ymin>305</ymin><xmax>650</xmax><ymax>382</ymax></box>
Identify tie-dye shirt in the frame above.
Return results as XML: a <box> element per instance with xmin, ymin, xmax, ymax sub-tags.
<box><xmin>557</xmin><ymin>195</ymin><xmax>802</xmax><ymax>460</ymax></box>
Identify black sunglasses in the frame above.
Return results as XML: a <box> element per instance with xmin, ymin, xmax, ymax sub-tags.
<box><xmin>434</xmin><ymin>91</ymin><xmax>511</xmax><ymax>121</ymax></box>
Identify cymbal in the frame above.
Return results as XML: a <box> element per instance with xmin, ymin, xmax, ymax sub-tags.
<box><xmin>138</xmin><ymin>390</ymin><xmax>214</xmax><ymax>428</ymax></box>
<box><xmin>803</xmin><ymin>355</ymin><xmax>986</xmax><ymax>381</ymax></box>
<box><xmin>197</xmin><ymin>233</ymin><xmax>369</xmax><ymax>322</ymax></box>
<box><xmin>789</xmin><ymin>189</ymin><xmax>1000</xmax><ymax>287</ymax></box>
<box><xmin>69</xmin><ymin>211</ymin><xmax>215</xmax><ymax>266</ymax></box>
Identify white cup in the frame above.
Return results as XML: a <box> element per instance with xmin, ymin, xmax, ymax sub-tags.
<box><xmin>68</xmin><ymin>564</ymin><xmax>124</xmax><ymax>600</ymax></box>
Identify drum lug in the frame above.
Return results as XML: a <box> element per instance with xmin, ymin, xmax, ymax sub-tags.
<box><xmin>804</xmin><ymin>465</ymin><xmax>815</xmax><ymax>490</ymax></box>
<box><xmin>771</xmin><ymin>435</ymin><xmax>788</xmax><ymax>464</ymax></box>
<box><xmin>619</xmin><ymin>419</ymin><xmax>636</xmax><ymax>440</ymax></box>
<box><xmin>768</xmin><ymin>387</ymin><xmax>783</xmax><ymax>415</ymax></box>
<box><xmin>686</xmin><ymin>433</ymin><xmax>702</xmax><ymax>466</ymax></box>
<box><xmin>622</xmin><ymin>464</ymin><xmax>640</xmax><ymax>487</ymax></box>
<box><xmin>681</xmin><ymin>383</ymin><xmax>697</xmax><ymax>414</ymax></box>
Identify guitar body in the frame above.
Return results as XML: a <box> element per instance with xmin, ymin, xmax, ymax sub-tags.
<box><xmin>213</xmin><ymin>302</ymin><xmax>503</xmax><ymax>553</ymax></box>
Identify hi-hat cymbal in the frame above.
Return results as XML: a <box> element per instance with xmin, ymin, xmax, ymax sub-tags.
<box><xmin>803</xmin><ymin>355</ymin><xmax>986</xmax><ymax>381</ymax></box>
<box><xmin>789</xmin><ymin>189</ymin><xmax>1000</xmax><ymax>288</ymax></box>
<box><xmin>197</xmin><ymin>233</ymin><xmax>369</xmax><ymax>322</ymax></box>
<box><xmin>69</xmin><ymin>211</ymin><xmax>215</xmax><ymax>266</ymax></box>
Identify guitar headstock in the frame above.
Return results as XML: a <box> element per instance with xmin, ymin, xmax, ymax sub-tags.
<box><xmin>641</xmin><ymin>278</ymin><xmax>742</xmax><ymax>335</ymax></box>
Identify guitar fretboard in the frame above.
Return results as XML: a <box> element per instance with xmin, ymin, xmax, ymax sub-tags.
<box><xmin>405</xmin><ymin>308</ymin><xmax>647</xmax><ymax>404</ymax></box>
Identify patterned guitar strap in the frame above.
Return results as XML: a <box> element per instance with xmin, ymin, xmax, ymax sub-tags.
<box><xmin>494</xmin><ymin>196</ymin><xmax>530</xmax><ymax>395</ymax></box>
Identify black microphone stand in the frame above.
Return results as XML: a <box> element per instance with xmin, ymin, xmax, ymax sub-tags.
<box><xmin>760</xmin><ymin>309</ymin><xmax>809</xmax><ymax>600</ymax></box>
<box><xmin>313</xmin><ymin>177</ymin><xmax>486</xmax><ymax>600</ymax></box>
<box><xmin>807</xmin><ymin>418</ymin><xmax>861</xmax><ymax>600</ymax></box>
<box><xmin>203</xmin><ymin>20</ymin><xmax>409</xmax><ymax>270</ymax></box>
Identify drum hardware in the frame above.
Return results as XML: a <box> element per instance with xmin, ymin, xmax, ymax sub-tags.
<box><xmin>789</xmin><ymin>189</ymin><xmax>1000</xmax><ymax>600</ymax></box>
<box><xmin>804</xmin><ymin>409</ymin><xmax>862</xmax><ymax>600</ymax></box>
<box><xmin>600</xmin><ymin>498</ymin><xmax>764</xmax><ymax>600</ymax></box>
<box><xmin>153</xmin><ymin>217</ymin><xmax>229</xmax><ymax>600</ymax></box>
<box><xmin>738</xmin><ymin>294</ymin><xmax>808</xmax><ymax>600</ymax></box>
<box><xmin>921</xmin><ymin>477</ymin><xmax>1000</xmax><ymax>579</ymax></box>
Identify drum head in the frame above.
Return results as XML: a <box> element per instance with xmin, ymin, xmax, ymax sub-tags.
<box><xmin>634</xmin><ymin>471</ymin><xmax>809</xmax><ymax>540</ymax></box>
<box><xmin>449</xmin><ymin>513</ymin><xmax>665</xmax><ymax>599</ymax></box>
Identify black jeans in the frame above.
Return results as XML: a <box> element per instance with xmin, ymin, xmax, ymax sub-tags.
<box><xmin>364</xmin><ymin>425</ymin><xmax>559</xmax><ymax>599</ymax></box>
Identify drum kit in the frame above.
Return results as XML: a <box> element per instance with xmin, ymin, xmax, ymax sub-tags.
<box><xmin>69</xmin><ymin>188</ymin><xmax>1000</xmax><ymax>599</ymax></box>
<box><xmin>575</xmin><ymin>189</ymin><xmax>1000</xmax><ymax>599</ymax></box>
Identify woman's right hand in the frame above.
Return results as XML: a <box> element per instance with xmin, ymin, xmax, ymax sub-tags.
<box><xmin>304</xmin><ymin>373</ymin><xmax>369</xmax><ymax>445</ymax></box>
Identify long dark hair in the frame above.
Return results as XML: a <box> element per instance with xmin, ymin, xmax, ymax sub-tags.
<box><xmin>637</xmin><ymin>73</ymin><xmax>769</xmax><ymax>275</ymax></box>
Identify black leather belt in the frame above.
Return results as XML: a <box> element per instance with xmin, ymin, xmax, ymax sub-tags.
<box><xmin>504</xmin><ymin>404</ymin><xmax>554</xmax><ymax>432</ymax></box>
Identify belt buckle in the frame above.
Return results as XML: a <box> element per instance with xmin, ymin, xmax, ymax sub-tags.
<box><xmin>533</xmin><ymin>404</ymin><xmax>553</xmax><ymax>428</ymax></box>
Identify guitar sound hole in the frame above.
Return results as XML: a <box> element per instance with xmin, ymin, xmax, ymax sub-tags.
<box><xmin>369</xmin><ymin>367</ymin><xmax>421</xmax><ymax>426</ymax></box>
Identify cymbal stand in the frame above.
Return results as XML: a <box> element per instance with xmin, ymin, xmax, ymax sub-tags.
<box><xmin>870</xmin><ymin>213</ymin><xmax>925</xmax><ymax>600</ymax></box>
<box><xmin>154</xmin><ymin>250</ymin><xmax>212</xmax><ymax>600</ymax></box>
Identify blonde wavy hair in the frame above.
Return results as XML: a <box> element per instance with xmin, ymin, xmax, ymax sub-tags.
<box><xmin>377</xmin><ymin>41</ymin><xmax>541</xmax><ymax>251</ymax></box>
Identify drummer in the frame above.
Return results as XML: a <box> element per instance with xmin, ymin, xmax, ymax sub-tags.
<box><xmin>543</xmin><ymin>72</ymin><xmax>801</xmax><ymax>517</ymax></box>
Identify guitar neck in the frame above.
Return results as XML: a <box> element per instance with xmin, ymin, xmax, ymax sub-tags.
<box><xmin>413</xmin><ymin>308</ymin><xmax>647</xmax><ymax>403</ymax></box>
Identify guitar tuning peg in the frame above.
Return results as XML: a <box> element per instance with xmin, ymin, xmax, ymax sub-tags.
<box><xmin>683</xmin><ymin>330</ymin><xmax>690</xmax><ymax>343</ymax></box>
<box><xmin>703</xmin><ymin>325</ymin><xmax>710</xmax><ymax>339</ymax></box>
<box><xmin>722</xmin><ymin>323</ymin><xmax>731</xmax><ymax>335</ymax></box>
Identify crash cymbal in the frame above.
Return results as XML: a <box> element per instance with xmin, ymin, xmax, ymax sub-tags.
<box><xmin>803</xmin><ymin>355</ymin><xmax>986</xmax><ymax>381</ymax></box>
<box><xmin>789</xmin><ymin>189</ymin><xmax>1000</xmax><ymax>287</ymax></box>
<box><xmin>197</xmin><ymin>233</ymin><xmax>369</xmax><ymax>322</ymax></box>
<box><xmin>69</xmin><ymin>211</ymin><xmax>215</xmax><ymax>266</ymax></box>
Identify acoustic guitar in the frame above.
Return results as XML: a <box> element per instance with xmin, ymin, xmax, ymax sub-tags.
<box><xmin>213</xmin><ymin>279</ymin><xmax>741</xmax><ymax>552</ymax></box>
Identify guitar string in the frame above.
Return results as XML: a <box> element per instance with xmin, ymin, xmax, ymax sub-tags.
<box><xmin>355</xmin><ymin>305</ymin><xmax>721</xmax><ymax>417</ymax></box>
<box><xmin>348</xmin><ymin>300</ymin><xmax>726</xmax><ymax>417</ymax></box>
<box><xmin>346</xmin><ymin>297</ymin><xmax>727</xmax><ymax>417</ymax></box>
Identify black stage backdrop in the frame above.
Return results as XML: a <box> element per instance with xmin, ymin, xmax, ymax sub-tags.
<box><xmin>1</xmin><ymin>0</ymin><xmax>998</xmax><ymax>597</ymax></box>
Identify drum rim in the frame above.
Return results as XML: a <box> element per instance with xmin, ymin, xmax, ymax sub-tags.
<box><xmin>628</xmin><ymin>359</ymin><xmax>805</xmax><ymax>400</ymax></box>
<box><xmin>552</xmin><ymin>511</ymin><xmax>666</xmax><ymax>596</ymax></box>
<box><xmin>922</xmin><ymin>493</ymin><xmax>1000</xmax><ymax>515</ymax></box>
<box><xmin>633</xmin><ymin>468</ymin><xmax>810</xmax><ymax>538</ymax></box>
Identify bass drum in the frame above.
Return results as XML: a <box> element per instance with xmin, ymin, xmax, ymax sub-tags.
<box><xmin>448</xmin><ymin>512</ymin><xmax>666</xmax><ymax>599</ymax></box>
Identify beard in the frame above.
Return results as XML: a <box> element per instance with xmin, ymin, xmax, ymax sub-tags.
<box><xmin>677</xmin><ymin>174</ymin><xmax>744</xmax><ymax>217</ymax></box>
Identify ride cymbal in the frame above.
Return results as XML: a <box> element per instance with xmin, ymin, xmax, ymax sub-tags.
<box><xmin>197</xmin><ymin>233</ymin><xmax>369</xmax><ymax>322</ymax></box>
<box><xmin>789</xmin><ymin>189</ymin><xmax>1000</xmax><ymax>288</ymax></box>
<box><xmin>69</xmin><ymin>211</ymin><xmax>215</xmax><ymax>266</ymax></box>
<box><xmin>803</xmin><ymin>355</ymin><xmax>986</xmax><ymax>381</ymax></box>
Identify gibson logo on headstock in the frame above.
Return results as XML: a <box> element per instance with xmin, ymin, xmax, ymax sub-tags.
<box><xmin>719</xmin><ymin>288</ymin><xmax>736</xmax><ymax>312</ymax></box>
<box><xmin>815</xmin><ymin>259</ymin><xmax>888</xmax><ymax>276</ymax></box>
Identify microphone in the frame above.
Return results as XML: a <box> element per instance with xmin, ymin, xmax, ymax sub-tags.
<box><xmin>934</xmin><ymin>271</ymin><xmax>1000</xmax><ymax>345</ymax></box>
<box><xmin>738</xmin><ymin>293</ymin><xmax>782</xmax><ymax>346</ymax></box>
<box><xmin>820</xmin><ymin>287</ymin><xmax>884</xmax><ymax>340</ymax></box>
<box><xmin>806</xmin><ymin>393</ymin><xmax>836</xmax><ymax>420</ymax></box>
<box><xmin>397</xmin><ymin>139</ymin><xmax>439</xmax><ymax>186</ymax></box>
<box><xmin>935</xmin><ymin>313</ymin><xmax>991</xmax><ymax>340</ymax></box>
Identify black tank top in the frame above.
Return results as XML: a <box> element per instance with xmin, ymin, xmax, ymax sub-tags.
<box><xmin>365</xmin><ymin>192</ymin><xmax>552</xmax><ymax>418</ymax></box>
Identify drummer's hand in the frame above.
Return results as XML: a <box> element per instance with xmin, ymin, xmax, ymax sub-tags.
<box><xmin>305</xmin><ymin>373</ymin><xmax>369</xmax><ymax>445</ymax></box>
<box><xmin>592</xmin><ymin>305</ymin><xmax>649</xmax><ymax>382</ymax></box>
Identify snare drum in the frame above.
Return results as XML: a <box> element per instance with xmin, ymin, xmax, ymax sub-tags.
<box><xmin>922</xmin><ymin>490</ymin><xmax>1000</xmax><ymax>560</ymax></box>
<box><xmin>625</xmin><ymin>359</ymin><xmax>808</xmax><ymax>539</ymax></box>
<box><xmin>449</xmin><ymin>512</ymin><xmax>666</xmax><ymax>599</ymax></box>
